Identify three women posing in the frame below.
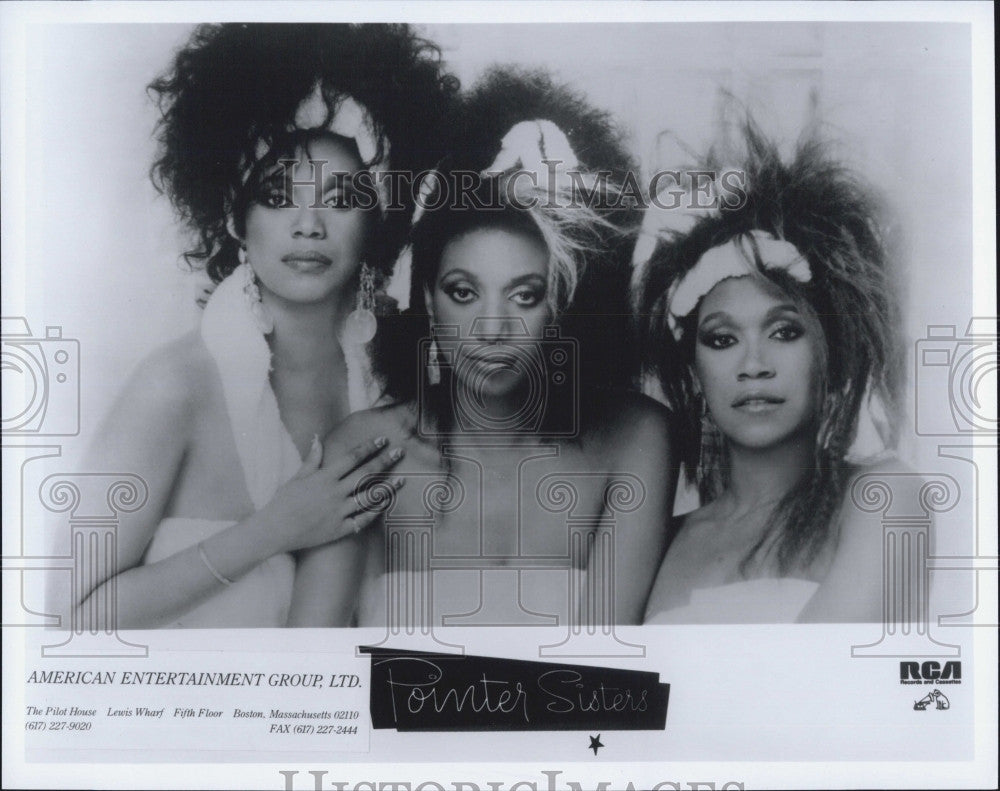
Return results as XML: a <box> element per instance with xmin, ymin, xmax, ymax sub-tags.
<box><xmin>82</xmin><ymin>24</ymin><xmax>904</xmax><ymax>627</ymax></box>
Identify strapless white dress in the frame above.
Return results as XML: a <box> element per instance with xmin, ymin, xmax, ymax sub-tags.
<box><xmin>644</xmin><ymin>578</ymin><xmax>820</xmax><ymax>624</ymax></box>
<box><xmin>358</xmin><ymin>566</ymin><xmax>580</xmax><ymax>628</ymax></box>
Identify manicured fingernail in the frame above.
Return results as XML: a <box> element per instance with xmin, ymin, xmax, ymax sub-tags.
<box><xmin>390</xmin><ymin>447</ymin><xmax>404</xmax><ymax>461</ymax></box>
<box><xmin>311</xmin><ymin>434</ymin><xmax>321</xmax><ymax>452</ymax></box>
<box><xmin>374</xmin><ymin>436</ymin><xmax>388</xmax><ymax>448</ymax></box>
<box><xmin>393</xmin><ymin>476</ymin><xmax>406</xmax><ymax>488</ymax></box>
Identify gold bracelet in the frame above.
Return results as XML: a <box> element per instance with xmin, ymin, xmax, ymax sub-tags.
<box><xmin>197</xmin><ymin>542</ymin><xmax>233</xmax><ymax>586</ymax></box>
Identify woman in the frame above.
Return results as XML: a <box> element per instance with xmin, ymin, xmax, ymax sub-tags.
<box><xmin>634</xmin><ymin>122</ymin><xmax>907</xmax><ymax>623</ymax></box>
<box><xmin>74</xmin><ymin>24</ymin><xmax>456</xmax><ymax>628</ymax></box>
<box><xmin>303</xmin><ymin>69</ymin><xmax>677</xmax><ymax>629</ymax></box>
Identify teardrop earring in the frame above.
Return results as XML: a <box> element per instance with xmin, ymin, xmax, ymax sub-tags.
<box><xmin>343</xmin><ymin>263</ymin><xmax>378</xmax><ymax>344</ymax></box>
<box><xmin>240</xmin><ymin>254</ymin><xmax>274</xmax><ymax>335</ymax></box>
<box><xmin>422</xmin><ymin>287</ymin><xmax>441</xmax><ymax>385</ymax></box>
<box><xmin>426</xmin><ymin>336</ymin><xmax>442</xmax><ymax>386</ymax></box>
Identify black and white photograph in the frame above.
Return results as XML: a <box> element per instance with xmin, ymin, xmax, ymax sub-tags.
<box><xmin>2</xmin><ymin>2</ymin><xmax>995</xmax><ymax>789</ymax></box>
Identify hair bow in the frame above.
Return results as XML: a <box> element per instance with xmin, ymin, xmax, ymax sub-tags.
<box><xmin>665</xmin><ymin>230</ymin><xmax>812</xmax><ymax>339</ymax></box>
<box><xmin>292</xmin><ymin>84</ymin><xmax>385</xmax><ymax>168</ymax></box>
<box><xmin>227</xmin><ymin>83</ymin><xmax>390</xmax><ymax>240</ymax></box>
<box><xmin>482</xmin><ymin>119</ymin><xmax>584</xmax><ymax>198</ymax></box>
<box><xmin>486</xmin><ymin>119</ymin><xmax>579</xmax><ymax>173</ymax></box>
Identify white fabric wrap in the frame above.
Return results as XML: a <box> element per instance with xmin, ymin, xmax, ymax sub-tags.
<box><xmin>201</xmin><ymin>264</ymin><xmax>380</xmax><ymax>508</ymax></box>
<box><xmin>484</xmin><ymin>119</ymin><xmax>580</xmax><ymax>176</ymax></box>
<box><xmin>292</xmin><ymin>84</ymin><xmax>387</xmax><ymax>172</ymax></box>
<box><xmin>481</xmin><ymin>119</ymin><xmax>590</xmax><ymax>203</ymax></box>
<box><xmin>666</xmin><ymin>231</ymin><xmax>811</xmax><ymax>339</ymax></box>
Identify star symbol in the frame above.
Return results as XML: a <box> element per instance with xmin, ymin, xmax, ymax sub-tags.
<box><xmin>589</xmin><ymin>734</ymin><xmax>604</xmax><ymax>755</ymax></box>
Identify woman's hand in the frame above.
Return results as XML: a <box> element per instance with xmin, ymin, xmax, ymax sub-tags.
<box><xmin>253</xmin><ymin>435</ymin><xmax>406</xmax><ymax>555</ymax></box>
<box><xmin>284</xmin><ymin>405</ymin><xmax>417</xmax><ymax>627</ymax></box>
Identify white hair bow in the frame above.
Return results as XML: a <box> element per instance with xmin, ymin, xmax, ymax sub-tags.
<box><xmin>482</xmin><ymin>119</ymin><xmax>582</xmax><ymax>198</ymax></box>
<box><xmin>292</xmin><ymin>83</ymin><xmax>385</xmax><ymax>168</ymax></box>
<box><xmin>392</xmin><ymin>119</ymin><xmax>595</xmax><ymax>314</ymax></box>
<box><xmin>228</xmin><ymin>82</ymin><xmax>390</xmax><ymax>240</ymax></box>
<box><xmin>665</xmin><ymin>230</ymin><xmax>812</xmax><ymax>339</ymax></box>
<box><xmin>486</xmin><ymin>119</ymin><xmax>579</xmax><ymax>174</ymax></box>
<box><xmin>630</xmin><ymin>186</ymin><xmax>712</xmax><ymax>297</ymax></box>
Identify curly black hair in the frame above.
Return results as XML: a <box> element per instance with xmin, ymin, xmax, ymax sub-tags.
<box><xmin>634</xmin><ymin>119</ymin><xmax>904</xmax><ymax>575</ymax></box>
<box><xmin>379</xmin><ymin>66</ymin><xmax>644</xmax><ymax>410</ymax></box>
<box><xmin>148</xmin><ymin>23</ymin><xmax>458</xmax><ymax>285</ymax></box>
<box><xmin>452</xmin><ymin>67</ymin><xmax>642</xmax><ymax>392</ymax></box>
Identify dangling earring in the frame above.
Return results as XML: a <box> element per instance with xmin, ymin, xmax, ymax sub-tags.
<box><xmin>696</xmin><ymin>396</ymin><xmax>711</xmax><ymax>478</ymax></box>
<box><xmin>426</xmin><ymin>336</ymin><xmax>441</xmax><ymax>386</ymax></box>
<box><xmin>699</xmin><ymin>414</ymin><xmax>723</xmax><ymax>495</ymax></box>
<box><xmin>241</xmin><ymin>253</ymin><xmax>274</xmax><ymax>334</ymax></box>
<box><xmin>237</xmin><ymin>245</ymin><xmax>248</xmax><ymax>266</ymax></box>
<box><xmin>422</xmin><ymin>287</ymin><xmax>441</xmax><ymax>385</ymax></box>
<box><xmin>343</xmin><ymin>263</ymin><xmax>378</xmax><ymax>344</ymax></box>
<box><xmin>815</xmin><ymin>391</ymin><xmax>840</xmax><ymax>457</ymax></box>
<box><xmin>696</xmin><ymin>395</ymin><xmax>724</xmax><ymax>497</ymax></box>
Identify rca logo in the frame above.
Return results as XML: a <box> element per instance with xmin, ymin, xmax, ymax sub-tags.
<box><xmin>899</xmin><ymin>661</ymin><xmax>962</xmax><ymax>684</ymax></box>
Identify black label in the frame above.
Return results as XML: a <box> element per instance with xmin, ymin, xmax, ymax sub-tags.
<box><xmin>361</xmin><ymin>647</ymin><xmax>670</xmax><ymax>732</ymax></box>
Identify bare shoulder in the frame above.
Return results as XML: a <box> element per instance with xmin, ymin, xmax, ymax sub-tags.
<box><xmin>103</xmin><ymin>331</ymin><xmax>213</xmax><ymax>432</ymax></box>
<box><xmin>822</xmin><ymin>457</ymin><xmax>927</xmax><ymax>567</ymax></box>
<box><xmin>799</xmin><ymin>456</ymin><xmax>922</xmax><ymax>622</ymax></box>
<box><xmin>131</xmin><ymin>331</ymin><xmax>212</xmax><ymax>400</ymax></box>
<box><xmin>850</xmin><ymin>455</ymin><xmax>915</xmax><ymax>478</ymax></box>
<box><xmin>84</xmin><ymin>331</ymin><xmax>210</xmax><ymax>467</ymax></box>
<box><xmin>668</xmin><ymin>500</ymin><xmax>719</xmax><ymax>547</ymax></box>
<box><xmin>841</xmin><ymin>456</ymin><xmax>925</xmax><ymax>520</ymax></box>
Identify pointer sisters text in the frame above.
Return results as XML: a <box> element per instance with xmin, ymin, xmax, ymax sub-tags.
<box><xmin>381</xmin><ymin>657</ymin><xmax>649</xmax><ymax>725</ymax></box>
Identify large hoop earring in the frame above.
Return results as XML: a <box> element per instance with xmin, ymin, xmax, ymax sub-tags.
<box><xmin>241</xmin><ymin>254</ymin><xmax>274</xmax><ymax>334</ymax></box>
<box><xmin>344</xmin><ymin>262</ymin><xmax>378</xmax><ymax>344</ymax></box>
